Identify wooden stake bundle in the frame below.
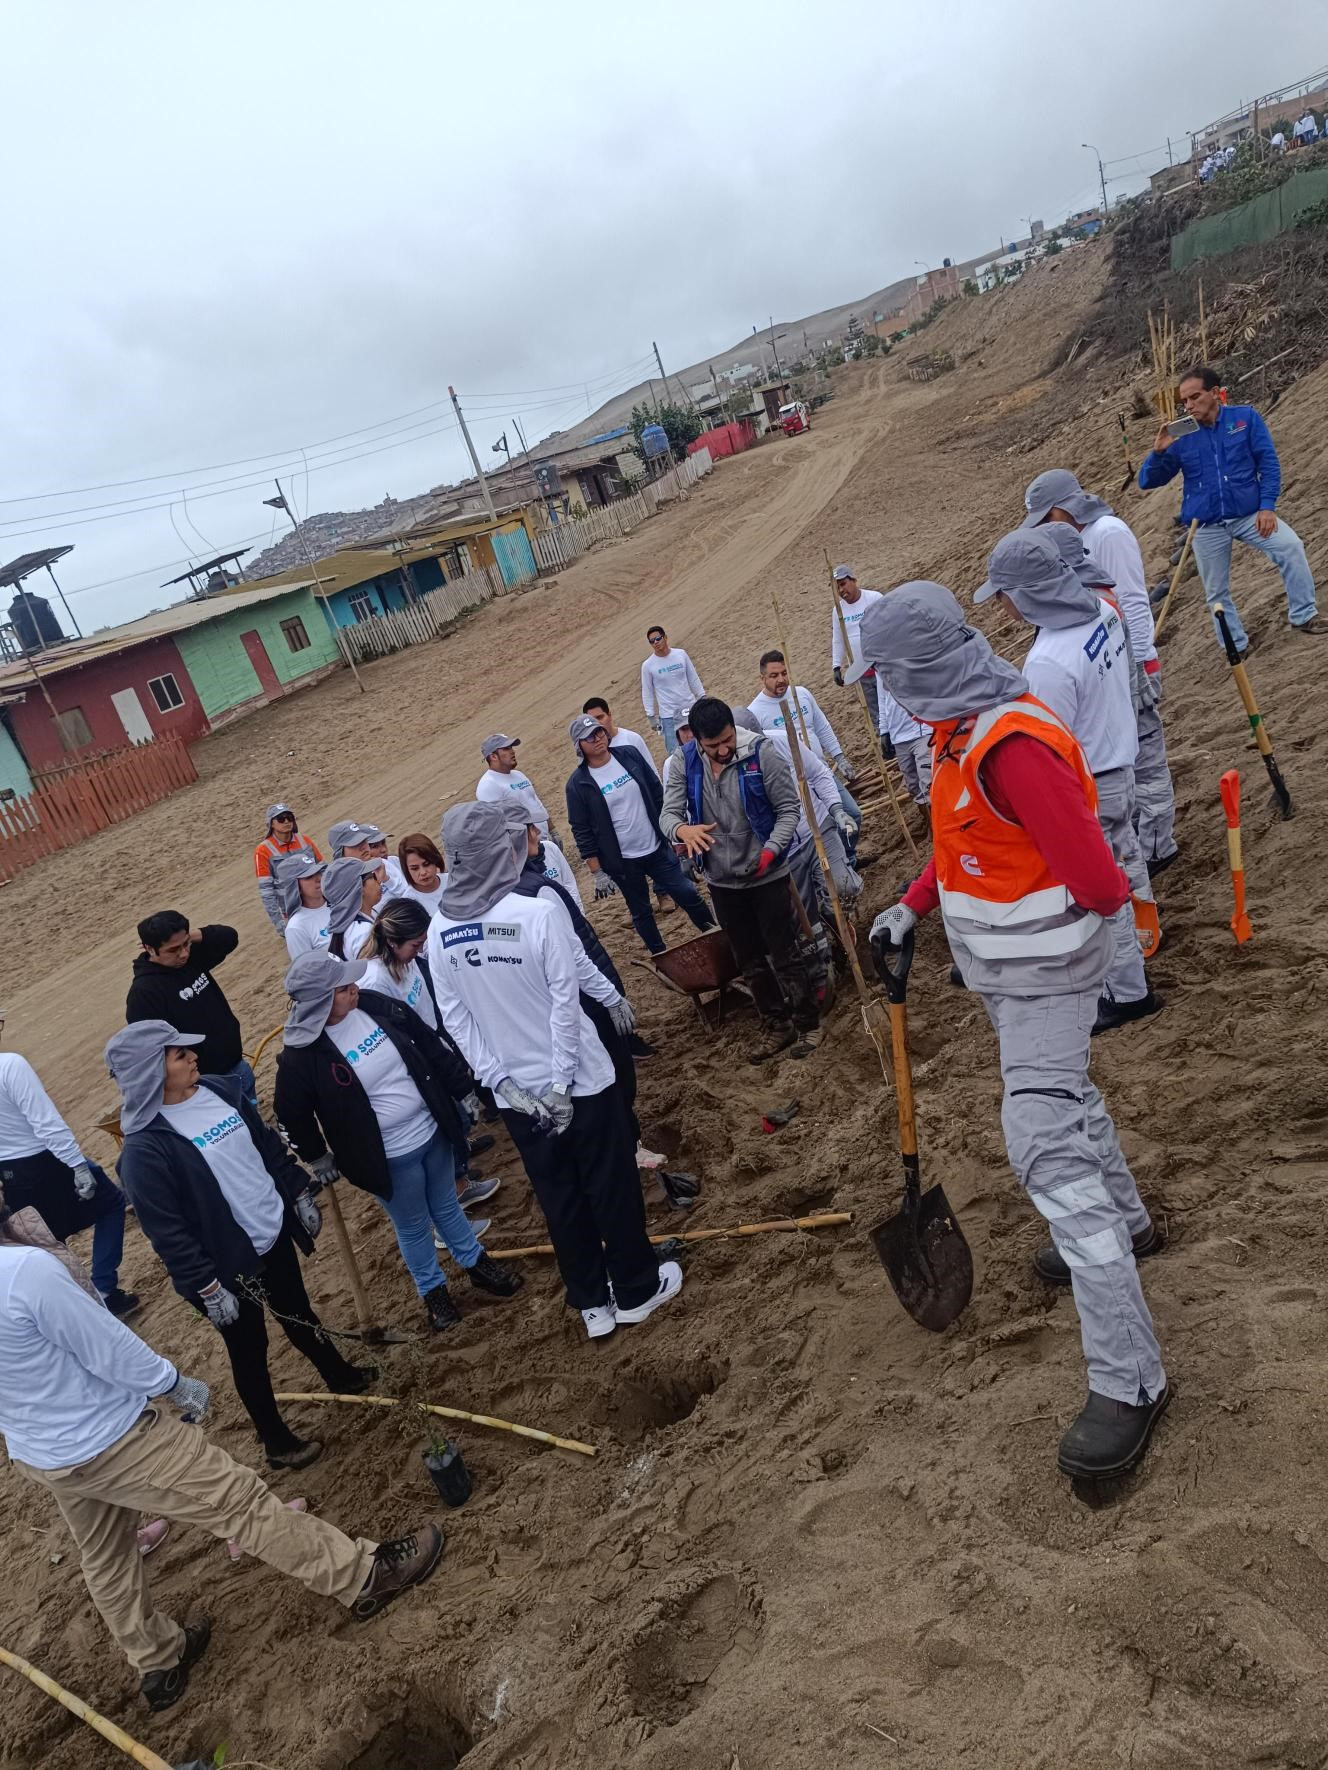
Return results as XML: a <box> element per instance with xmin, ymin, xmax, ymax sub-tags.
<box><xmin>0</xmin><ymin>1645</ymin><xmax>174</xmax><ymax>1770</ymax></box>
<box><xmin>490</xmin><ymin>1212</ymin><xmax>853</xmax><ymax>1260</ymax></box>
<box><xmin>1148</xmin><ymin>305</ymin><xmax>1178</xmax><ymax>421</ymax></box>
<box><xmin>274</xmin><ymin>1391</ymin><xmax>597</xmax><ymax>1457</ymax></box>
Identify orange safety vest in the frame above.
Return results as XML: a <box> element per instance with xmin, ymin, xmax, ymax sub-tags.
<box><xmin>254</xmin><ymin>833</ymin><xmax>317</xmax><ymax>879</ymax></box>
<box><xmin>930</xmin><ymin>695</ymin><xmax>1100</xmax><ymax>960</ymax></box>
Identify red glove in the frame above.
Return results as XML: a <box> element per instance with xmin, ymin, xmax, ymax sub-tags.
<box><xmin>754</xmin><ymin>848</ymin><xmax>777</xmax><ymax>878</ymax></box>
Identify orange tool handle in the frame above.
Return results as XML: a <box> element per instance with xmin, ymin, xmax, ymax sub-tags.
<box><xmin>1219</xmin><ymin>768</ymin><xmax>1241</xmax><ymax>830</ymax></box>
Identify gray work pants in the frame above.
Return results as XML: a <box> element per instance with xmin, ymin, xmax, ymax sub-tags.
<box><xmin>896</xmin><ymin>734</ymin><xmax>932</xmax><ymax>806</ymax></box>
<box><xmin>982</xmin><ymin>988</ymin><xmax>1165</xmax><ymax>1405</ymax></box>
<box><xmin>1133</xmin><ymin>698</ymin><xmax>1177</xmax><ymax>866</ymax></box>
<box><xmin>1095</xmin><ymin>766</ymin><xmax>1150</xmax><ymax>1006</ymax></box>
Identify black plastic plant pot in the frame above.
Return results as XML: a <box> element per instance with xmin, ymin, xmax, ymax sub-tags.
<box><xmin>422</xmin><ymin>1441</ymin><xmax>472</xmax><ymax>1506</ymax></box>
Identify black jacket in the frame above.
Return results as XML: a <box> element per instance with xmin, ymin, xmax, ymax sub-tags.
<box><xmin>126</xmin><ymin>926</ymin><xmax>243</xmax><ymax>1073</ymax></box>
<box><xmin>116</xmin><ymin>1074</ymin><xmax>313</xmax><ymax>1303</ymax></box>
<box><xmin>515</xmin><ymin>858</ymin><xmax>623</xmax><ymax>992</ymax></box>
<box><xmin>272</xmin><ymin>990</ymin><xmax>473</xmax><ymax>1201</ymax></box>
<box><xmin>565</xmin><ymin>744</ymin><xmax>664</xmax><ymax>875</ymax></box>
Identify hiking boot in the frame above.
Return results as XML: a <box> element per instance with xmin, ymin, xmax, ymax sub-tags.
<box><xmin>351</xmin><ymin>1524</ymin><xmax>445</xmax><ymax>1621</ymax></box>
<box><xmin>266</xmin><ymin>1439</ymin><xmax>323</xmax><ymax>1472</ymax></box>
<box><xmin>1092</xmin><ymin>989</ymin><xmax>1164</xmax><ymax>1036</ymax></box>
<box><xmin>628</xmin><ymin>1032</ymin><xmax>657</xmax><ymax>1059</ymax></box>
<box><xmin>1057</xmin><ymin>1385</ymin><xmax>1172</xmax><ymax>1479</ymax></box>
<box><xmin>1294</xmin><ymin>617</ymin><xmax>1328</xmax><ymax>636</ymax></box>
<box><xmin>1146</xmin><ymin>848</ymin><xmax>1180</xmax><ymax>879</ymax></box>
<box><xmin>466</xmin><ymin>1252</ymin><xmax>525</xmax><ymax>1299</ymax></box>
<box><xmin>425</xmin><ymin>1286</ymin><xmax>462</xmax><ymax>1333</ymax></box>
<box><xmin>467</xmin><ymin>1133</ymin><xmax>496</xmax><ymax>1158</ymax></box>
<box><xmin>337</xmin><ymin>1364</ymin><xmax>378</xmax><ymax>1395</ymax></box>
<box><xmin>1034</xmin><ymin>1220</ymin><xmax>1164</xmax><ymax>1287</ymax></box>
<box><xmin>141</xmin><ymin>1617</ymin><xmax>212</xmax><ymax>1712</ymax></box>
<box><xmin>616</xmin><ymin>1260</ymin><xmax>684</xmax><ymax>1325</ymax></box>
<box><xmin>581</xmin><ymin>1302</ymin><xmax>617</xmax><ymax>1339</ymax></box>
<box><xmin>748</xmin><ymin>1024</ymin><xmax>797</xmax><ymax>1064</ymax></box>
<box><xmin>104</xmin><ymin>1288</ymin><xmax>141</xmax><ymax>1319</ymax></box>
<box><xmin>791</xmin><ymin>1026</ymin><xmax>823</xmax><ymax>1058</ymax></box>
<box><xmin>456</xmin><ymin>1175</ymin><xmax>500</xmax><ymax>1208</ymax></box>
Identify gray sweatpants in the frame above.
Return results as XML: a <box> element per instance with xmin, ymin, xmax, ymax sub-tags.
<box><xmin>982</xmin><ymin>988</ymin><xmax>1165</xmax><ymax>1405</ymax></box>
<box><xmin>1133</xmin><ymin>699</ymin><xmax>1177</xmax><ymax>866</ymax></box>
<box><xmin>1095</xmin><ymin>766</ymin><xmax>1150</xmax><ymax>1006</ymax></box>
<box><xmin>896</xmin><ymin>734</ymin><xmax>932</xmax><ymax>806</ymax></box>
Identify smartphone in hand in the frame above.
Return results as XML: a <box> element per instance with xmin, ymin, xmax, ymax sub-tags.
<box><xmin>1164</xmin><ymin>415</ymin><xmax>1200</xmax><ymax>439</ymax></box>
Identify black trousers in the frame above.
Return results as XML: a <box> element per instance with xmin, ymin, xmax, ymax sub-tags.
<box><xmin>709</xmin><ymin>874</ymin><xmax>818</xmax><ymax>1032</ymax></box>
<box><xmin>611</xmin><ymin>841</ymin><xmax>714</xmax><ymax>954</ymax></box>
<box><xmin>215</xmin><ymin>1230</ymin><xmax>362</xmax><ymax>1454</ymax></box>
<box><xmin>501</xmin><ymin>1085</ymin><xmax>657</xmax><ymax>1312</ymax></box>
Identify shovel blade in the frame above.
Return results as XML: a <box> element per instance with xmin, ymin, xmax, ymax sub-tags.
<box><xmin>1231</xmin><ymin>912</ymin><xmax>1253</xmax><ymax>944</ymax></box>
<box><xmin>869</xmin><ymin>1184</ymin><xmax>974</xmax><ymax>1333</ymax></box>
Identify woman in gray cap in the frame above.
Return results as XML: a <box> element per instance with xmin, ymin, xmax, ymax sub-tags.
<box><xmin>275</xmin><ymin>951</ymin><xmax>524</xmax><ymax>1333</ymax></box>
<box><xmin>323</xmin><ymin>855</ymin><xmax>382</xmax><ymax>960</ymax></box>
<box><xmin>862</xmin><ymin>582</ymin><xmax>1168</xmax><ymax>1481</ymax></box>
<box><xmin>107</xmin><ymin>1020</ymin><xmax>374</xmax><ymax>1470</ymax></box>
<box><xmin>275</xmin><ymin>849</ymin><xmax>331</xmax><ymax>960</ymax></box>
<box><xmin>254</xmin><ymin>804</ymin><xmax>321</xmax><ymax>934</ymax></box>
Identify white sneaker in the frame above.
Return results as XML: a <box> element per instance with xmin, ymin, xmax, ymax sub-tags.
<box><xmin>581</xmin><ymin>1303</ymin><xmax>618</xmax><ymax>1340</ymax></box>
<box><xmin>614</xmin><ymin>1261</ymin><xmax>683</xmax><ymax>1325</ymax></box>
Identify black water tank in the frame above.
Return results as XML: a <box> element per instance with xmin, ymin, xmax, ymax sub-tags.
<box><xmin>8</xmin><ymin>591</ymin><xmax>63</xmax><ymax>654</ymax></box>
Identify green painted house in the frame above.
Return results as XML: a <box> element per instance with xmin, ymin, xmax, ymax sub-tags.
<box><xmin>173</xmin><ymin>584</ymin><xmax>340</xmax><ymax>722</ymax></box>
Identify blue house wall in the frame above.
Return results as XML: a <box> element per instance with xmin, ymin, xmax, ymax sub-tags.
<box><xmin>317</xmin><ymin>557</ymin><xmax>448</xmax><ymax>631</ymax></box>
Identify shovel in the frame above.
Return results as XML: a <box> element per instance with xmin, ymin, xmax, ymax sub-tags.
<box><xmin>1220</xmin><ymin>769</ymin><xmax>1254</xmax><ymax>943</ymax></box>
<box><xmin>867</xmin><ymin>930</ymin><xmax>973</xmax><ymax>1332</ymax></box>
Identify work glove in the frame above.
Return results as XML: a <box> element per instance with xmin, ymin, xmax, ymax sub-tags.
<box><xmin>458</xmin><ymin>1091</ymin><xmax>482</xmax><ymax>1126</ymax></box>
<box><xmin>593</xmin><ymin>873</ymin><xmax>619</xmax><ymax>901</ymax></box>
<box><xmin>608</xmin><ymin>996</ymin><xmax>636</xmax><ymax>1036</ymax></box>
<box><xmin>838</xmin><ymin>759</ymin><xmax>859</xmax><ymax>785</ymax></box>
<box><xmin>753</xmin><ymin>848</ymin><xmax>777</xmax><ymax>879</ymax></box>
<box><xmin>648</xmin><ymin>715</ymin><xmax>662</xmax><ymax>733</ymax></box>
<box><xmin>71</xmin><ymin>1163</ymin><xmax>97</xmax><ymax>1201</ymax></box>
<box><xmin>1136</xmin><ymin>663</ymin><xmax>1162</xmax><ymax>711</ymax></box>
<box><xmin>833</xmin><ymin>666</ymin><xmax>844</xmax><ymax>688</ymax></box>
<box><xmin>294</xmin><ymin>1192</ymin><xmax>322</xmax><ymax>1239</ymax></box>
<box><xmin>309</xmin><ymin>1151</ymin><xmax>339</xmax><ymax>1189</ymax></box>
<box><xmin>537</xmin><ymin>1088</ymin><xmax>575</xmax><ymax>1136</ymax></box>
<box><xmin>162</xmin><ymin>1374</ymin><xmax>211</xmax><ymax>1423</ymax></box>
<box><xmin>870</xmin><ymin>902</ymin><xmax>917</xmax><ymax>952</ymax></box>
<box><xmin>496</xmin><ymin>1078</ymin><xmax>555</xmax><ymax>1133</ymax></box>
<box><xmin>199</xmin><ymin>1280</ymin><xmax>240</xmax><ymax>1329</ymax></box>
<box><xmin>831</xmin><ymin>805</ymin><xmax>857</xmax><ymax>841</ymax></box>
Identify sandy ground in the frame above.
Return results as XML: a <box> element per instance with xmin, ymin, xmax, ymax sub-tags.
<box><xmin>5</xmin><ymin>236</ymin><xmax>1328</xmax><ymax>1768</ymax></box>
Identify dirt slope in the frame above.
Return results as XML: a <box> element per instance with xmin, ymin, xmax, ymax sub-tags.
<box><xmin>5</xmin><ymin>236</ymin><xmax>1328</xmax><ymax>1770</ymax></box>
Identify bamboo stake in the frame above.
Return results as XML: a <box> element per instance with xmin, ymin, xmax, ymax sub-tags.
<box><xmin>321</xmin><ymin>1181</ymin><xmax>377</xmax><ymax>1337</ymax></box>
<box><xmin>1154</xmin><ymin>518</ymin><xmax>1199</xmax><ymax>640</ymax></box>
<box><xmin>273</xmin><ymin>1391</ymin><xmax>597</xmax><ymax>1457</ymax></box>
<box><xmin>491</xmin><ymin>1212</ymin><xmax>853</xmax><ymax>1260</ymax></box>
<box><xmin>769</xmin><ymin>595</ymin><xmax>814</xmax><ymax>753</ymax></box>
<box><xmin>0</xmin><ymin>1645</ymin><xmax>174</xmax><ymax>1770</ymax></box>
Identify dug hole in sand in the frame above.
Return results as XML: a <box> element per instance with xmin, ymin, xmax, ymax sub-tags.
<box><xmin>4</xmin><ymin>234</ymin><xmax>1328</xmax><ymax>1768</ymax></box>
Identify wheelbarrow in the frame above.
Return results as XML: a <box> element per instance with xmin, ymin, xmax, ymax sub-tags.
<box><xmin>630</xmin><ymin>928</ymin><xmax>743</xmax><ymax>1033</ymax></box>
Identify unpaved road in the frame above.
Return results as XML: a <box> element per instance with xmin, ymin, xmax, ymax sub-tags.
<box><xmin>5</xmin><ymin>238</ymin><xmax>1328</xmax><ymax>1770</ymax></box>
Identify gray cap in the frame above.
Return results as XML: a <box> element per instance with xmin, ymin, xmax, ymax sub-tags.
<box><xmin>731</xmin><ymin>707</ymin><xmax>762</xmax><ymax>733</ymax></box>
<box><xmin>265</xmin><ymin>802</ymin><xmax>293</xmax><ymax>824</ymax></box>
<box><xmin>272</xmin><ymin>848</ymin><xmax>327</xmax><ymax>918</ymax></box>
<box><xmin>282</xmin><ymin>952</ymin><xmax>368</xmax><ymax>1049</ymax></box>
<box><xmin>481</xmin><ymin>733</ymin><xmax>520</xmax><ymax>759</ymax></box>
<box><xmin>105</xmin><ymin>1020</ymin><xmax>207</xmax><ymax>1136</ymax></box>
<box><xmin>1021</xmin><ymin>468</ymin><xmax>1114</xmax><ymax>529</ymax></box>
<box><xmin>976</xmin><ymin>529</ymin><xmax>1104</xmax><ymax>630</ymax></box>
<box><xmin>328</xmin><ymin>819</ymin><xmax>386</xmax><ymax>852</ymax></box>
<box><xmin>833</xmin><ymin>564</ymin><xmax>856</xmax><ymax>581</ymax></box>
<box><xmin>1041</xmin><ymin>519</ymin><xmax>1116</xmax><ymax>591</ymax></box>
<box><xmin>568</xmin><ymin>713</ymin><xmax>602</xmax><ymax>746</ymax></box>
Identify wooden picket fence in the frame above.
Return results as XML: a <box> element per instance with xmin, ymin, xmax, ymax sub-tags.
<box><xmin>531</xmin><ymin>449</ymin><xmax>714</xmax><ymax>573</ymax></box>
<box><xmin>336</xmin><ymin>567</ymin><xmax>502</xmax><ymax>665</ymax></box>
<box><xmin>0</xmin><ymin>736</ymin><xmax>198</xmax><ymax>884</ymax></box>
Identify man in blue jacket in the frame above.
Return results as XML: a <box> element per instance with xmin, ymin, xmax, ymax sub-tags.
<box><xmin>1138</xmin><ymin>365</ymin><xmax>1323</xmax><ymax>651</ymax></box>
<box><xmin>564</xmin><ymin>714</ymin><xmax>715</xmax><ymax>955</ymax></box>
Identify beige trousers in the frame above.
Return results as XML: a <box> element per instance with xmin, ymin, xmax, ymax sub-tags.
<box><xmin>16</xmin><ymin>1407</ymin><xmax>376</xmax><ymax>1674</ymax></box>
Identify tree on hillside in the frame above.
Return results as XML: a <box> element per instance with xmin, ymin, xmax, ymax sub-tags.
<box><xmin>962</xmin><ymin>276</ymin><xmax>979</xmax><ymax>297</ymax></box>
<box><xmin>629</xmin><ymin>401</ymin><xmax>701</xmax><ymax>459</ymax></box>
<box><xmin>1044</xmin><ymin>237</ymin><xmax>1063</xmax><ymax>255</ymax></box>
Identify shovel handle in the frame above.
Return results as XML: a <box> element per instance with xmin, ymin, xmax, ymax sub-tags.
<box><xmin>1219</xmin><ymin>768</ymin><xmax>1241</xmax><ymax>829</ymax></box>
<box><xmin>869</xmin><ymin>928</ymin><xmax>915</xmax><ymax>1005</ymax></box>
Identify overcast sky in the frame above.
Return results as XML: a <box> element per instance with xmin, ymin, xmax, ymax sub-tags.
<box><xmin>4</xmin><ymin>0</ymin><xmax>1325</xmax><ymax>629</ymax></box>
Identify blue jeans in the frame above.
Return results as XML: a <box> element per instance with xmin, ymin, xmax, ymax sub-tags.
<box><xmin>221</xmin><ymin>1058</ymin><xmax>258</xmax><ymax>1110</ymax></box>
<box><xmin>614</xmin><ymin>840</ymin><xmax>715</xmax><ymax>954</ymax></box>
<box><xmin>86</xmin><ymin>1163</ymin><xmax>127</xmax><ymax>1297</ymax></box>
<box><xmin>381</xmin><ymin>1130</ymin><xmax>482</xmax><ymax>1298</ymax></box>
<box><xmin>660</xmin><ymin>716</ymin><xmax>681</xmax><ymax>755</ymax></box>
<box><xmin>1192</xmin><ymin>513</ymin><xmax>1318</xmax><ymax>651</ymax></box>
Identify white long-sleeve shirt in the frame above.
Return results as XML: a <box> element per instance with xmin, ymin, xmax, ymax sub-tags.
<box><xmin>640</xmin><ymin>647</ymin><xmax>704</xmax><ymax>720</ymax></box>
<box><xmin>0</xmin><ymin>1054</ymin><xmax>85</xmax><ymax>1170</ymax></box>
<box><xmin>0</xmin><ymin>1247</ymin><xmax>177</xmax><ymax>1469</ymax></box>
<box><xmin>1023</xmin><ymin>597</ymin><xmax>1138</xmax><ymax>776</ymax></box>
<box><xmin>537</xmin><ymin>887</ymin><xmax>620</xmax><ymax>1007</ymax></box>
<box><xmin>427</xmin><ymin>889</ymin><xmax>614</xmax><ymax>1098</ymax></box>
<box><xmin>831</xmin><ymin>587</ymin><xmax>884</xmax><ymax>670</ymax></box>
<box><xmin>876</xmin><ymin>686</ymin><xmax>927</xmax><ymax>749</ymax></box>
<box><xmin>747</xmin><ymin>686</ymin><xmax>844</xmax><ymax>761</ymax></box>
<box><xmin>763</xmin><ymin>728</ymin><xmax>839</xmax><ymax>841</ymax></box>
<box><xmin>1080</xmin><ymin>513</ymin><xmax>1157</xmax><ymax>666</ymax></box>
<box><xmin>537</xmin><ymin>835</ymin><xmax>584</xmax><ymax>911</ymax></box>
<box><xmin>474</xmin><ymin>766</ymin><xmax>551</xmax><ymax>836</ymax></box>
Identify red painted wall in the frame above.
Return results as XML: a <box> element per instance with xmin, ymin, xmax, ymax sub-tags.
<box><xmin>688</xmin><ymin>420</ymin><xmax>755</xmax><ymax>460</ymax></box>
<box><xmin>6</xmin><ymin>636</ymin><xmax>210</xmax><ymax>774</ymax></box>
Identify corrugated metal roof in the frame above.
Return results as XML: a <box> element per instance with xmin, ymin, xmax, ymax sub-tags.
<box><xmin>0</xmin><ymin>579</ymin><xmax>317</xmax><ymax>690</ymax></box>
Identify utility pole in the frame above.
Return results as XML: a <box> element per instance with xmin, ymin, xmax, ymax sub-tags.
<box><xmin>511</xmin><ymin>416</ymin><xmax>530</xmax><ymax>457</ymax></box>
<box><xmin>1083</xmin><ymin>142</ymin><xmax>1109</xmax><ymax>217</ymax></box>
<box><xmin>653</xmin><ymin>340</ymin><xmax>695</xmax><ymax>412</ymax></box>
<box><xmin>768</xmin><ymin>317</ymin><xmax>784</xmax><ymax>382</ymax></box>
<box><xmin>449</xmin><ymin>385</ymin><xmax>498</xmax><ymax>522</ymax></box>
<box><xmin>266</xmin><ymin>478</ymin><xmax>365</xmax><ymax>694</ymax></box>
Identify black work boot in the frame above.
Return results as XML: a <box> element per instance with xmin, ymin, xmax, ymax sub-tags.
<box><xmin>748</xmin><ymin>1023</ymin><xmax>797</xmax><ymax>1064</ymax></box>
<box><xmin>265</xmin><ymin>1438</ymin><xmax>323</xmax><ymax>1472</ymax></box>
<box><xmin>1034</xmin><ymin>1220</ymin><xmax>1164</xmax><ymax>1287</ymax></box>
<box><xmin>1058</xmin><ymin>1386</ymin><xmax>1171</xmax><ymax>1478</ymax></box>
<box><xmin>335</xmin><ymin>1364</ymin><xmax>379</xmax><ymax>1394</ymax></box>
<box><xmin>103</xmin><ymin>1288</ymin><xmax>141</xmax><ymax>1319</ymax></box>
<box><xmin>1092</xmin><ymin>989</ymin><xmax>1164</xmax><ymax>1036</ymax></box>
<box><xmin>466</xmin><ymin>1253</ymin><xmax>525</xmax><ymax>1299</ymax></box>
<box><xmin>351</xmin><ymin>1524</ymin><xmax>445</xmax><ymax>1621</ymax></box>
<box><xmin>141</xmin><ymin>1617</ymin><xmax>212</xmax><ymax>1712</ymax></box>
<box><xmin>425</xmin><ymin>1286</ymin><xmax>462</xmax><ymax>1332</ymax></box>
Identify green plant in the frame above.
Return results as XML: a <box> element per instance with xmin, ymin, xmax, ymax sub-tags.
<box><xmin>629</xmin><ymin>400</ymin><xmax>701</xmax><ymax>459</ymax></box>
<box><xmin>961</xmin><ymin>276</ymin><xmax>979</xmax><ymax>297</ymax></box>
<box><xmin>1044</xmin><ymin>237</ymin><xmax>1063</xmax><ymax>255</ymax></box>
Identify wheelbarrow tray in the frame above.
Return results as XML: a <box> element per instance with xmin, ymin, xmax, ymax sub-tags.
<box><xmin>652</xmin><ymin>928</ymin><xmax>740</xmax><ymax>994</ymax></box>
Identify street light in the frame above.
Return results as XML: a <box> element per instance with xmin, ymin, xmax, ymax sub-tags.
<box><xmin>1082</xmin><ymin>142</ymin><xmax>1109</xmax><ymax>217</ymax></box>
